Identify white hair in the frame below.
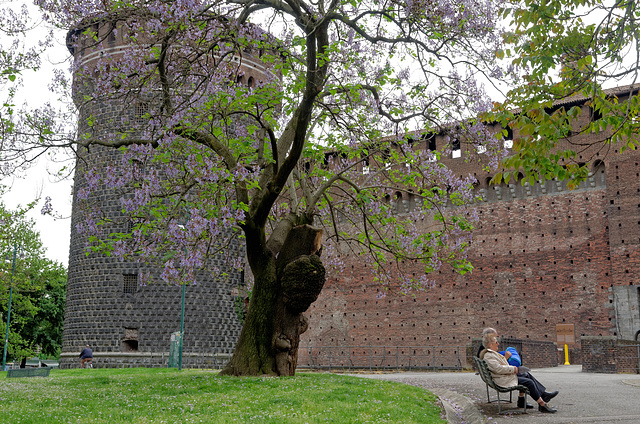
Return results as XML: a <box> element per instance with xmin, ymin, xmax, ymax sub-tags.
<box><xmin>482</xmin><ymin>327</ymin><xmax>498</xmax><ymax>348</ymax></box>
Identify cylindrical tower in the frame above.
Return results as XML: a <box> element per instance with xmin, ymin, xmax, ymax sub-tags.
<box><xmin>59</xmin><ymin>15</ymin><xmax>270</xmax><ymax>368</ymax></box>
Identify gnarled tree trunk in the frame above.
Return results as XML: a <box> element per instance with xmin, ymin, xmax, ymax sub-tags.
<box><xmin>220</xmin><ymin>225</ymin><xmax>325</xmax><ymax>376</ymax></box>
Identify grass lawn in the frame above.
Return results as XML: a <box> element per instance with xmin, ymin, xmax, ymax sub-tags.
<box><xmin>0</xmin><ymin>368</ymin><xmax>446</xmax><ymax>423</ymax></box>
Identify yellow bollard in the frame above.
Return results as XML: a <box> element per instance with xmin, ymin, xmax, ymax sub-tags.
<box><xmin>564</xmin><ymin>344</ymin><xmax>570</xmax><ymax>365</ymax></box>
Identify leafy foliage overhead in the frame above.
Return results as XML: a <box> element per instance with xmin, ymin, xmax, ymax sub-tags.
<box><xmin>18</xmin><ymin>0</ymin><xmax>514</xmax><ymax>290</ymax></box>
<box><xmin>492</xmin><ymin>0</ymin><xmax>640</xmax><ymax>186</ymax></box>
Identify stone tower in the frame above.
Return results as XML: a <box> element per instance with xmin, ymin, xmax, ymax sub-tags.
<box><xmin>59</xmin><ymin>15</ymin><xmax>269</xmax><ymax>368</ymax></box>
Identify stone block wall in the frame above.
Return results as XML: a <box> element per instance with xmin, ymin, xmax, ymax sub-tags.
<box><xmin>302</xmin><ymin>177</ymin><xmax>614</xmax><ymax>356</ymax></box>
<box><xmin>61</xmin><ymin>145</ymin><xmax>244</xmax><ymax>369</ymax></box>
<box><xmin>582</xmin><ymin>336</ymin><xmax>640</xmax><ymax>373</ymax></box>
<box><xmin>60</xmin><ymin>352</ymin><xmax>233</xmax><ymax>369</ymax></box>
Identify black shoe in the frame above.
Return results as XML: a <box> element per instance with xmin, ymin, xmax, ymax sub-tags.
<box><xmin>517</xmin><ymin>398</ymin><xmax>534</xmax><ymax>409</ymax></box>
<box><xmin>539</xmin><ymin>404</ymin><xmax>557</xmax><ymax>413</ymax></box>
<box><xmin>542</xmin><ymin>391</ymin><xmax>558</xmax><ymax>403</ymax></box>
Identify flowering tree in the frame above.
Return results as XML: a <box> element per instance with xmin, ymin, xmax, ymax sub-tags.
<box><xmin>17</xmin><ymin>0</ymin><xmax>511</xmax><ymax>376</ymax></box>
<box><xmin>491</xmin><ymin>0</ymin><xmax>640</xmax><ymax>185</ymax></box>
<box><xmin>0</xmin><ymin>1</ymin><xmax>58</xmax><ymax>178</ymax></box>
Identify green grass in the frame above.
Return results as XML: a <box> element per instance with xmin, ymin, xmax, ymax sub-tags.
<box><xmin>0</xmin><ymin>368</ymin><xmax>446</xmax><ymax>423</ymax></box>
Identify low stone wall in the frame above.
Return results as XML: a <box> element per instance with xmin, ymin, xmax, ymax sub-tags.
<box><xmin>469</xmin><ymin>338</ymin><xmax>558</xmax><ymax>369</ymax></box>
<box><xmin>59</xmin><ymin>352</ymin><xmax>232</xmax><ymax>369</ymax></box>
<box><xmin>581</xmin><ymin>336</ymin><xmax>640</xmax><ymax>374</ymax></box>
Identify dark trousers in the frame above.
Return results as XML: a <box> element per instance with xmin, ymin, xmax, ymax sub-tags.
<box><xmin>518</xmin><ymin>372</ymin><xmax>546</xmax><ymax>400</ymax></box>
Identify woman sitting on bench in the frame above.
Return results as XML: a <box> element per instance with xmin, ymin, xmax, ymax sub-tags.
<box><xmin>479</xmin><ymin>328</ymin><xmax>558</xmax><ymax>413</ymax></box>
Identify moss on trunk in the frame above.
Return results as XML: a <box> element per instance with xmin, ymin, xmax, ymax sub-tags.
<box><xmin>220</xmin><ymin>225</ymin><xmax>325</xmax><ymax>376</ymax></box>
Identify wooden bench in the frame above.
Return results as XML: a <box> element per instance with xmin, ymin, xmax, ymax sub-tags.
<box><xmin>472</xmin><ymin>356</ymin><xmax>529</xmax><ymax>414</ymax></box>
<box><xmin>6</xmin><ymin>367</ymin><xmax>51</xmax><ymax>378</ymax></box>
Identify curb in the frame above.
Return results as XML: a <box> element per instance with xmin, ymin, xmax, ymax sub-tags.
<box><xmin>622</xmin><ymin>378</ymin><xmax>640</xmax><ymax>388</ymax></box>
<box><xmin>431</xmin><ymin>388</ymin><xmax>485</xmax><ymax>424</ymax></box>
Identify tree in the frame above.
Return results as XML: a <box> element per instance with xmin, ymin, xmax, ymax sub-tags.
<box><xmin>18</xmin><ymin>257</ymin><xmax>66</xmax><ymax>359</ymax></box>
<box><xmin>20</xmin><ymin>0</ymin><xmax>512</xmax><ymax>376</ymax></box>
<box><xmin>0</xmin><ymin>197</ymin><xmax>67</xmax><ymax>363</ymax></box>
<box><xmin>0</xmin><ymin>1</ymin><xmax>55</xmax><ymax>178</ymax></box>
<box><xmin>491</xmin><ymin>0</ymin><xmax>640</xmax><ymax>185</ymax></box>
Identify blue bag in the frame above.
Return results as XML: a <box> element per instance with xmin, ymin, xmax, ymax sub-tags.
<box><xmin>499</xmin><ymin>346</ymin><xmax>521</xmax><ymax>366</ymax></box>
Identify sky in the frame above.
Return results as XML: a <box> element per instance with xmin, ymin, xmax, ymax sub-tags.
<box><xmin>1</xmin><ymin>4</ymin><xmax>73</xmax><ymax>266</ymax></box>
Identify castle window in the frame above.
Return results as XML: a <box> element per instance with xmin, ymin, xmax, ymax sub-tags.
<box><xmin>121</xmin><ymin>328</ymin><xmax>139</xmax><ymax>352</ymax></box>
<box><xmin>134</xmin><ymin>102</ymin><xmax>149</xmax><ymax>125</ymax></box>
<box><xmin>107</xmin><ymin>29</ymin><xmax>116</xmax><ymax>46</ymax></box>
<box><xmin>322</xmin><ymin>152</ymin><xmax>335</xmax><ymax>169</ymax></box>
<box><xmin>504</xmin><ymin>126</ymin><xmax>514</xmax><ymax>149</ymax></box>
<box><xmin>123</xmin><ymin>273</ymin><xmax>138</xmax><ymax>294</ymax></box>
<box><xmin>451</xmin><ymin>137</ymin><xmax>461</xmax><ymax>159</ymax></box>
<box><xmin>425</xmin><ymin>133</ymin><xmax>437</xmax><ymax>151</ymax></box>
<box><xmin>362</xmin><ymin>157</ymin><xmax>370</xmax><ymax>174</ymax></box>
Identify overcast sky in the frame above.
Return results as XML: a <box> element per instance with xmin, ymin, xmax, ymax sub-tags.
<box><xmin>2</xmin><ymin>4</ymin><xmax>72</xmax><ymax>266</ymax></box>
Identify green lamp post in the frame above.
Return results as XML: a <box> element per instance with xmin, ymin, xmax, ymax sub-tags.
<box><xmin>178</xmin><ymin>282</ymin><xmax>185</xmax><ymax>371</ymax></box>
<box><xmin>177</xmin><ymin>218</ymin><xmax>189</xmax><ymax>371</ymax></box>
<box><xmin>2</xmin><ymin>244</ymin><xmax>19</xmax><ymax>371</ymax></box>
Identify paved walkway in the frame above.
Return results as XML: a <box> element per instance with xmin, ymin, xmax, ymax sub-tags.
<box><xmin>356</xmin><ymin>365</ymin><xmax>640</xmax><ymax>423</ymax></box>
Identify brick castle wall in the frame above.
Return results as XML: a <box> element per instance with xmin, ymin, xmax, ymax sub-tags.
<box><xmin>301</xmin><ymin>99</ymin><xmax>640</xmax><ymax>364</ymax></box>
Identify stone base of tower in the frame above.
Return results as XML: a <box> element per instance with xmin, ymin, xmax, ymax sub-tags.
<box><xmin>59</xmin><ymin>351</ymin><xmax>232</xmax><ymax>369</ymax></box>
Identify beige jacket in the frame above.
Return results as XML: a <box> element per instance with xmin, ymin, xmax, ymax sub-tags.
<box><xmin>481</xmin><ymin>348</ymin><xmax>518</xmax><ymax>388</ymax></box>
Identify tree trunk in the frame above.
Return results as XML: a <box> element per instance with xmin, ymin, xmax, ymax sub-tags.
<box><xmin>220</xmin><ymin>225</ymin><xmax>325</xmax><ymax>376</ymax></box>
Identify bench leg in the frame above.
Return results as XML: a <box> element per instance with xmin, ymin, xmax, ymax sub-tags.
<box><xmin>492</xmin><ymin>390</ymin><xmax>530</xmax><ymax>415</ymax></box>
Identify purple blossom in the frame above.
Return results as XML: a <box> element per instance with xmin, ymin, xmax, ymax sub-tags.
<box><xmin>40</xmin><ymin>196</ymin><xmax>53</xmax><ymax>215</ymax></box>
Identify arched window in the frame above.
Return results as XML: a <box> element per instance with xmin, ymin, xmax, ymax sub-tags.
<box><xmin>592</xmin><ymin>160</ymin><xmax>606</xmax><ymax>187</ymax></box>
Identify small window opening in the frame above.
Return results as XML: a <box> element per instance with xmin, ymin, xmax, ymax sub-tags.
<box><xmin>123</xmin><ymin>273</ymin><xmax>138</xmax><ymax>294</ymax></box>
<box><xmin>121</xmin><ymin>328</ymin><xmax>139</xmax><ymax>352</ymax></box>
<box><xmin>134</xmin><ymin>102</ymin><xmax>149</xmax><ymax>125</ymax></box>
